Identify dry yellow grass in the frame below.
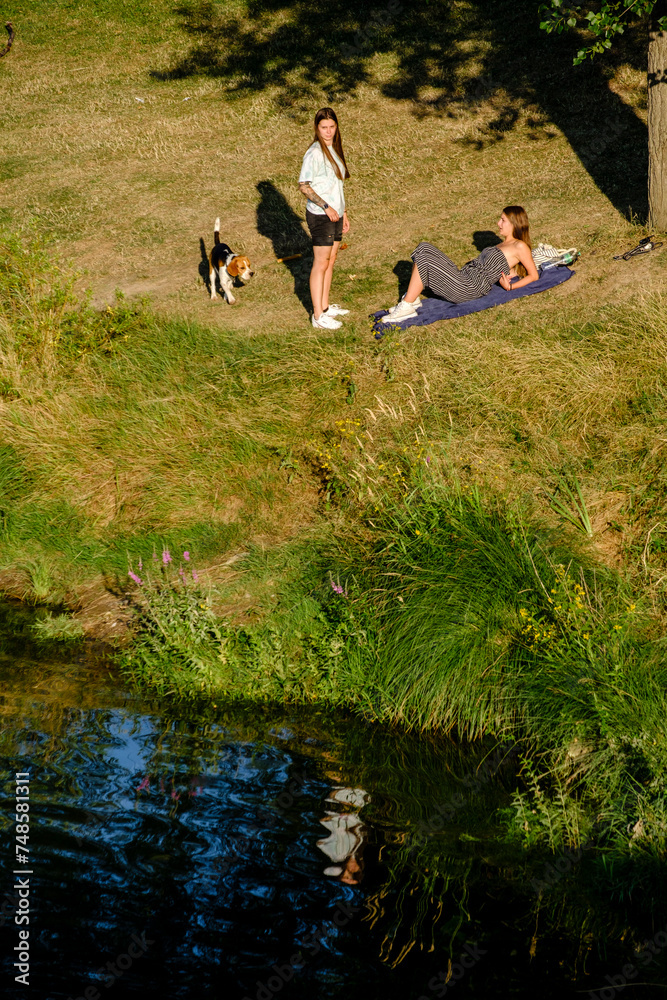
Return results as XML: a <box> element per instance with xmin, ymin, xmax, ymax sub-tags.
<box><xmin>1</xmin><ymin>0</ymin><xmax>665</xmax><ymax>330</ymax></box>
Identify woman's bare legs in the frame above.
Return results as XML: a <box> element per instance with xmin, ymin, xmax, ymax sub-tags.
<box><xmin>310</xmin><ymin>245</ymin><xmax>333</xmax><ymax>319</ymax></box>
<box><xmin>405</xmin><ymin>263</ymin><xmax>425</xmax><ymax>303</ymax></box>
<box><xmin>321</xmin><ymin>241</ymin><xmax>341</xmax><ymax>312</ymax></box>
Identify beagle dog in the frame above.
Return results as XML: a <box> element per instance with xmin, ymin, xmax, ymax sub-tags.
<box><xmin>209</xmin><ymin>218</ymin><xmax>254</xmax><ymax>303</ymax></box>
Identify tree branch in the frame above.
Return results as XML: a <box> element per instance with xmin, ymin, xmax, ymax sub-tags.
<box><xmin>540</xmin><ymin>1</ymin><xmax>667</xmax><ymax>63</ymax></box>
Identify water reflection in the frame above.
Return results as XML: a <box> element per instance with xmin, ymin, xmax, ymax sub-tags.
<box><xmin>317</xmin><ymin>787</ymin><xmax>368</xmax><ymax>884</ymax></box>
<box><xmin>0</xmin><ymin>601</ymin><xmax>665</xmax><ymax>1000</ymax></box>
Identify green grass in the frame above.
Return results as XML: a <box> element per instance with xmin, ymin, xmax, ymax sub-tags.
<box><xmin>345</xmin><ymin>485</ymin><xmax>667</xmax><ymax>854</ymax></box>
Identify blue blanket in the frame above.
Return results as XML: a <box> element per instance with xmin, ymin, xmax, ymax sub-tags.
<box><xmin>372</xmin><ymin>266</ymin><xmax>574</xmax><ymax>338</ymax></box>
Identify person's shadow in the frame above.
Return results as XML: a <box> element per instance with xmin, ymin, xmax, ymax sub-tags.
<box><xmin>472</xmin><ymin>230</ymin><xmax>501</xmax><ymax>252</ymax></box>
<box><xmin>256</xmin><ymin>180</ymin><xmax>312</xmax><ymax>314</ymax></box>
<box><xmin>393</xmin><ymin>260</ymin><xmax>415</xmax><ymax>301</ymax></box>
<box><xmin>393</xmin><ymin>257</ymin><xmax>445</xmax><ymax>300</ymax></box>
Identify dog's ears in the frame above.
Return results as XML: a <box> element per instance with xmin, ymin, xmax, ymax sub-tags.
<box><xmin>227</xmin><ymin>256</ymin><xmax>241</xmax><ymax>277</ymax></box>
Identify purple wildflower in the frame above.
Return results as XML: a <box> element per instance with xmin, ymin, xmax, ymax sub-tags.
<box><xmin>192</xmin><ymin>569</ymin><xmax>199</xmax><ymax>583</ymax></box>
<box><xmin>331</xmin><ymin>581</ymin><xmax>344</xmax><ymax>595</ymax></box>
<box><xmin>162</xmin><ymin>548</ymin><xmax>172</xmax><ymax>565</ymax></box>
<box><xmin>128</xmin><ymin>570</ymin><xmax>143</xmax><ymax>586</ymax></box>
<box><xmin>426</xmin><ymin>456</ymin><xmax>431</xmax><ymax>464</ymax></box>
<box><xmin>183</xmin><ymin>551</ymin><xmax>190</xmax><ymax>562</ymax></box>
<box><xmin>136</xmin><ymin>776</ymin><xmax>150</xmax><ymax>792</ymax></box>
<box><xmin>138</xmin><ymin>557</ymin><xmax>143</xmax><ymax>570</ymax></box>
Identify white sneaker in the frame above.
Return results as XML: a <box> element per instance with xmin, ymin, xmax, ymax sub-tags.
<box><xmin>323</xmin><ymin>304</ymin><xmax>349</xmax><ymax>317</ymax></box>
<box><xmin>382</xmin><ymin>298</ymin><xmax>418</xmax><ymax>323</ymax></box>
<box><xmin>386</xmin><ymin>295</ymin><xmax>421</xmax><ymax>316</ymax></box>
<box><xmin>312</xmin><ymin>312</ymin><xmax>342</xmax><ymax>329</ymax></box>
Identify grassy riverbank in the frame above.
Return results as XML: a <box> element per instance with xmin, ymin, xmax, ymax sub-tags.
<box><xmin>2</xmin><ymin>0</ymin><xmax>667</xmax><ymax>854</ymax></box>
<box><xmin>3</xmin><ymin>234</ymin><xmax>667</xmax><ymax>856</ymax></box>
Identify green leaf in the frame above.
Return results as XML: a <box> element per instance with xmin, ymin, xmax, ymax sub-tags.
<box><xmin>567</xmin><ymin>16</ymin><xmax>576</xmax><ymax>25</ymax></box>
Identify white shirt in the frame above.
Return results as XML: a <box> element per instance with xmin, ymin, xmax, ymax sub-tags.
<box><xmin>299</xmin><ymin>141</ymin><xmax>346</xmax><ymax>217</ymax></box>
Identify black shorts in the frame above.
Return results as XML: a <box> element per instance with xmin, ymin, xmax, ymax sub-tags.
<box><xmin>306</xmin><ymin>209</ymin><xmax>343</xmax><ymax>246</ymax></box>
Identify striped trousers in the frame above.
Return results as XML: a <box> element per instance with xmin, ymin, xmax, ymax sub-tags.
<box><xmin>412</xmin><ymin>241</ymin><xmax>489</xmax><ymax>304</ymax></box>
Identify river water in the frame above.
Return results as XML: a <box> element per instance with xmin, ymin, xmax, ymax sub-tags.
<box><xmin>0</xmin><ymin>601</ymin><xmax>665</xmax><ymax>999</ymax></box>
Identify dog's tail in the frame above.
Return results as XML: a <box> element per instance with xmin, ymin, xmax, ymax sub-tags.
<box><xmin>214</xmin><ymin>217</ymin><xmax>220</xmax><ymax>245</ymax></box>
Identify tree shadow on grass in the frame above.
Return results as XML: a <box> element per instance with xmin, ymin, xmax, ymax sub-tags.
<box><xmin>154</xmin><ymin>0</ymin><xmax>649</xmax><ymax>220</ymax></box>
<box><xmin>152</xmin><ymin>0</ymin><xmax>376</xmax><ymax>116</ymax></box>
<box><xmin>256</xmin><ymin>180</ymin><xmax>312</xmax><ymax>315</ymax></box>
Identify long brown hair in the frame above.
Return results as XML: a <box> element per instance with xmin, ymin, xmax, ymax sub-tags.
<box><xmin>312</xmin><ymin>107</ymin><xmax>350</xmax><ymax>180</ymax></box>
<box><xmin>503</xmin><ymin>205</ymin><xmax>531</xmax><ymax>277</ymax></box>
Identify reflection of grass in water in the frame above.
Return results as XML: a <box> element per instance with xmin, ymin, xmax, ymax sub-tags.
<box><xmin>2</xmin><ymin>633</ymin><xmax>666</xmax><ymax>983</ymax></box>
<box><xmin>366</xmin><ymin>849</ymin><xmax>474</xmax><ymax>969</ymax></box>
<box><xmin>373</xmin><ymin>836</ymin><xmax>667</xmax><ymax>984</ymax></box>
<box><xmin>31</xmin><ymin>613</ymin><xmax>85</xmax><ymax>643</ymax></box>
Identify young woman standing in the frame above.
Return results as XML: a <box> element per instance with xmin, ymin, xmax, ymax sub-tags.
<box><xmin>298</xmin><ymin>107</ymin><xmax>350</xmax><ymax>329</ymax></box>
